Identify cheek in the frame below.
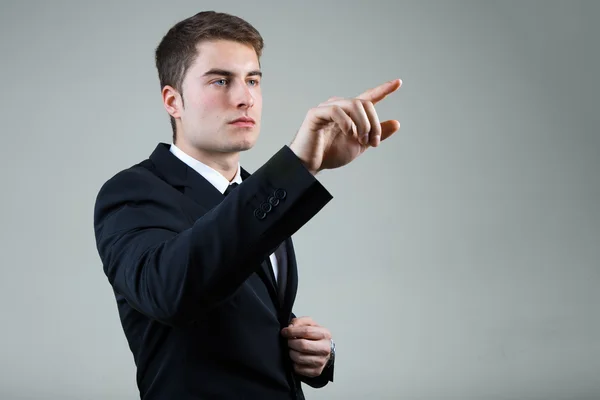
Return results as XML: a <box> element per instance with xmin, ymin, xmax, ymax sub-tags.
<box><xmin>200</xmin><ymin>92</ymin><xmax>226</xmax><ymax>107</ymax></box>
<box><xmin>253</xmin><ymin>94</ymin><xmax>263</xmax><ymax>112</ymax></box>
<box><xmin>198</xmin><ymin>94</ymin><xmax>223</xmax><ymax>114</ymax></box>
<box><xmin>191</xmin><ymin>92</ymin><xmax>228</xmax><ymax>119</ymax></box>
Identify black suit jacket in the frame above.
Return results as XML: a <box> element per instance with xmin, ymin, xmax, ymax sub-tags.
<box><xmin>93</xmin><ymin>143</ymin><xmax>334</xmax><ymax>399</ymax></box>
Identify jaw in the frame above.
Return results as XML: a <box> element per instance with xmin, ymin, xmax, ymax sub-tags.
<box><xmin>220</xmin><ymin>124</ymin><xmax>260</xmax><ymax>151</ymax></box>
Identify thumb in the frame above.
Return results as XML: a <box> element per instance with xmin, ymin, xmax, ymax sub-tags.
<box><xmin>380</xmin><ymin>120</ymin><xmax>401</xmax><ymax>141</ymax></box>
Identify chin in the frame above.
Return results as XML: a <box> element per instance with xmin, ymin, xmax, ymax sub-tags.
<box><xmin>230</xmin><ymin>132</ymin><xmax>259</xmax><ymax>152</ymax></box>
<box><xmin>219</xmin><ymin>138</ymin><xmax>256</xmax><ymax>153</ymax></box>
<box><xmin>234</xmin><ymin>140</ymin><xmax>256</xmax><ymax>152</ymax></box>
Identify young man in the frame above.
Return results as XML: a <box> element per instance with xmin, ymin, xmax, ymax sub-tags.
<box><xmin>93</xmin><ymin>10</ymin><xmax>401</xmax><ymax>400</ymax></box>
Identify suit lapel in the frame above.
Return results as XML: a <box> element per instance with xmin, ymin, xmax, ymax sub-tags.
<box><xmin>281</xmin><ymin>238</ymin><xmax>298</xmax><ymax>320</ymax></box>
<box><xmin>258</xmin><ymin>258</ymin><xmax>279</xmax><ymax>308</ymax></box>
<box><xmin>148</xmin><ymin>143</ymin><xmax>224</xmax><ymax>211</ymax></box>
<box><xmin>275</xmin><ymin>243</ymin><xmax>288</xmax><ymax>306</ymax></box>
<box><xmin>182</xmin><ymin>175</ymin><xmax>223</xmax><ymax>212</ymax></box>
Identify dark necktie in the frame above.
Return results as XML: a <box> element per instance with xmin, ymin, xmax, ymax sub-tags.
<box><xmin>224</xmin><ymin>182</ymin><xmax>239</xmax><ymax>196</ymax></box>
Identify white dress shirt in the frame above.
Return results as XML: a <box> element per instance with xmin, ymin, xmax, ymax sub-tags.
<box><xmin>169</xmin><ymin>144</ymin><xmax>278</xmax><ymax>281</ymax></box>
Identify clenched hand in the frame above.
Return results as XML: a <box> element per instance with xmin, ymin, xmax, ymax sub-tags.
<box><xmin>281</xmin><ymin>316</ymin><xmax>333</xmax><ymax>378</ymax></box>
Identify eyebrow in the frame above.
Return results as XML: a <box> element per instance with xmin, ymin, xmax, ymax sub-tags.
<box><xmin>202</xmin><ymin>68</ymin><xmax>262</xmax><ymax>78</ymax></box>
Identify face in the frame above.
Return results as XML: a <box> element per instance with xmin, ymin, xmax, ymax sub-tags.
<box><xmin>163</xmin><ymin>40</ymin><xmax>262</xmax><ymax>156</ymax></box>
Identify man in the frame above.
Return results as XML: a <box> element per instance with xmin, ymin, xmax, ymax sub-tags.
<box><xmin>93</xmin><ymin>10</ymin><xmax>401</xmax><ymax>400</ymax></box>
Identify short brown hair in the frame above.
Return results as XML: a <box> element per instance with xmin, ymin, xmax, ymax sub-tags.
<box><xmin>155</xmin><ymin>11</ymin><xmax>264</xmax><ymax>141</ymax></box>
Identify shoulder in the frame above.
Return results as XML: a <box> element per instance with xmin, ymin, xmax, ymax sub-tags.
<box><xmin>95</xmin><ymin>159</ymin><xmax>160</xmax><ymax>205</ymax></box>
<box><xmin>92</xmin><ymin>158</ymin><xmax>181</xmax><ymax>240</ymax></box>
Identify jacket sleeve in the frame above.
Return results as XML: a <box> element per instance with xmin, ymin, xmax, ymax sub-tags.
<box><xmin>93</xmin><ymin>145</ymin><xmax>332</xmax><ymax>326</ymax></box>
<box><xmin>300</xmin><ymin>363</ymin><xmax>334</xmax><ymax>389</ymax></box>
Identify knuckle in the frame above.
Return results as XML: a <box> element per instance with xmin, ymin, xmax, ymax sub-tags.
<box><xmin>348</xmin><ymin>121</ymin><xmax>357</xmax><ymax>134</ymax></box>
<box><xmin>361</xmin><ymin>98</ymin><xmax>374</xmax><ymax>108</ymax></box>
<box><xmin>308</xmin><ymin>106</ymin><xmax>322</xmax><ymax>116</ymax></box>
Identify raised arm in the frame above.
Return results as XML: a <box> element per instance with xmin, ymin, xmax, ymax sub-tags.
<box><xmin>94</xmin><ymin>145</ymin><xmax>332</xmax><ymax>326</ymax></box>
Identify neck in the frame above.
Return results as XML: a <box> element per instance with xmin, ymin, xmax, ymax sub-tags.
<box><xmin>175</xmin><ymin>141</ymin><xmax>240</xmax><ymax>182</ymax></box>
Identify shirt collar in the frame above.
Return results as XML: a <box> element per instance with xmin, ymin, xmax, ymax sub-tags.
<box><xmin>169</xmin><ymin>143</ymin><xmax>242</xmax><ymax>194</ymax></box>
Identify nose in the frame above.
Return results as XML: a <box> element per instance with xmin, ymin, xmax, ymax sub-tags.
<box><xmin>233</xmin><ymin>81</ymin><xmax>254</xmax><ymax>109</ymax></box>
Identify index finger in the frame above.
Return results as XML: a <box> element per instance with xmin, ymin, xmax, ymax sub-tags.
<box><xmin>357</xmin><ymin>78</ymin><xmax>402</xmax><ymax>105</ymax></box>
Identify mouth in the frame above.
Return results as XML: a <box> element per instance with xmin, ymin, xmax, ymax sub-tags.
<box><xmin>229</xmin><ymin>117</ymin><xmax>255</xmax><ymax>127</ymax></box>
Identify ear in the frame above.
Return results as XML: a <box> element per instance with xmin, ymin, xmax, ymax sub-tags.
<box><xmin>162</xmin><ymin>85</ymin><xmax>183</xmax><ymax>119</ymax></box>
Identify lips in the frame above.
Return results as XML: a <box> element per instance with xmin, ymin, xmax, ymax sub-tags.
<box><xmin>229</xmin><ymin>117</ymin><xmax>255</xmax><ymax>124</ymax></box>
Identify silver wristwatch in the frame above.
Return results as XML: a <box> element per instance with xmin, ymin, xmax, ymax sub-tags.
<box><xmin>326</xmin><ymin>339</ymin><xmax>335</xmax><ymax>367</ymax></box>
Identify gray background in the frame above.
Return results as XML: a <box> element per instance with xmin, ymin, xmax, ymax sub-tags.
<box><xmin>1</xmin><ymin>0</ymin><xmax>599</xmax><ymax>399</ymax></box>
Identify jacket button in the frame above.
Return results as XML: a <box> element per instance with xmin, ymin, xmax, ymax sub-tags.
<box><xmin>260</xmin><ymin>202</ymin><xmax>272</xmax><ymax>213</ymax></box>
<box><xmin>268</xmin><ymin>196</ymin><xmax>279</xmax><ymax>207</ymax></box>
<box><xmin>254</xmin><ymin>209</ymin><xmax>267</xmax><ymax>220</ymax></box>
<box><xmin>274</xmin><ymin>188</ymin><xmax>287</xmax><ymax>200</ymax></box>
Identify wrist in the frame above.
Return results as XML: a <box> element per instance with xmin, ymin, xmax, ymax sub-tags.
<box><xmin>288</xmin><ymin>143</ymin><xmax>318</xmax><ymax>176</ymax></box>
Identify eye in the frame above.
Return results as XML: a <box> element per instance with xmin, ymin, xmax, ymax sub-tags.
<box><xmin>214</xmin><ymin>79</ymin><xmax>228</xmax><ymax>86</ymax></box>
<box><xmin>248</xmin><ymin>79</ymin><xmax>260</xmax><ymax>86</ymax></box>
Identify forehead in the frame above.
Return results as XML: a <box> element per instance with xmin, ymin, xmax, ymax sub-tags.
<box><xmin>190</xmin><ymin>39</ymin><xmax>260</xmax><ymax>73</ymax></box>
